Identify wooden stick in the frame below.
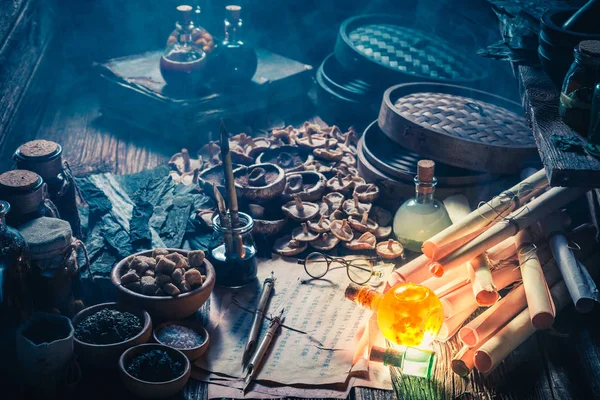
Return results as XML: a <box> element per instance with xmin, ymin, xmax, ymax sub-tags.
<box><xmin>220</xmin><ymin>120</ymin><xmax>243</xmax><ymax>258</ymax></box>
<box><xmin>428</xmin><ymin>186</ymin><xmax>588</xmax><ymax>277</ymax></box>
<box><xmin>213</xmin><ymin>183</ymin><xmax>233</xmax><ymax>256</ymax></box>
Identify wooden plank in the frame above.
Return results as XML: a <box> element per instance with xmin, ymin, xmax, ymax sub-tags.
<box><xmin>518</xmin><ymin>65</ymin><xmax>600</xmax><ymax>187</ymax></box>
<box><xmin>0</xmin><ymin>0</ymin><xmax>26</xmax><ymax>45</ymax></box>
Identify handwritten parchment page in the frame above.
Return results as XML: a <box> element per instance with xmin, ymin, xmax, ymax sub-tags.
<box><xmin>196</xmin><ymin>256</ymin><xmax>372</xmax><ymax>386</ymax></box>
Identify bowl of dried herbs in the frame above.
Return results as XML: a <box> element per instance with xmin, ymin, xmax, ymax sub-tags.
<box><xmin>72</xmin><ymin>302</ymin><xmax>152</xmax><ymax>368</ymax></box>
<box><xmin>119</xmin><ymin>343</ymin><xmax>191</xmax><ymax>399</ymax></box>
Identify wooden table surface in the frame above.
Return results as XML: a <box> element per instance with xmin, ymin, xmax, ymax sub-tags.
<box><xmin>3</xmin><ymin>62</ymin><xmax>600</xmax><ymax>400</ymax></box>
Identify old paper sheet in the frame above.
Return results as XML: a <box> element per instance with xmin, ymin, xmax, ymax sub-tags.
<box><xmin>196</xmin><ymin>256</ymin><xmax>383</xmax><ymax>386</ymax></box>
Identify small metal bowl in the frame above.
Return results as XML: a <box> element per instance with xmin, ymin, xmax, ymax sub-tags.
<box><xmin>153</xmin><ymin>320</ymin><xmax>210</xmax><ymax>361</ymax></box>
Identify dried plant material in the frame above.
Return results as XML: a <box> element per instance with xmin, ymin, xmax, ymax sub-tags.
<box><xmin>169</xmin><ymin>170</ymin><xmax>182</xmax><ymax>184</ymax></box>
<box><xmin>141</xmin><ymin>276</ymin><xmax>158</xmax><ymax>295</ymax></box>
<box><xmin>156</xmin><ymin>256</ymin><xmax>177</xmax><ymax>275</ymax></box>
<box><xmin>376</xmin><ymin>239</ymin><xmax>404</xmax><ymax>259</ymax></box>
<box><xmin>245</xmin><ymin>137</ymin><xmax>271</xmax><ymax>159</ymax></box>
<box><xmin>163</xmin><ymin>283</ymin><xmax>181</xmax><ymax>296</ymax></box>
<box><xmin>310</xmin><ymin>233</ymin><xmax>339</xmax><ymax>251</ymax></box>
<box><xmin>341</xmin><ymin>153</ymin><xmax>357</xmax><ymax>166</ymax></box>
<box><xmin>371</xmin><ymin>206</ymin><xmax>392</xmax><ymax>227</ymax></box>
<box><xmin>153</xmin><ymin>248</ymin><xmax>170</xmax><ymax>258</ymax></box>
<box><xmin>171</xmin><ymin>268</ymin><xmax>184</xmax><ymax>285</ymax></box>
<box><xmin>257</xmin><ymin>146</ymin><xmax>313</xmax><ymax>173</ymax></box>
<box><xmin>169</xmin><ymin>148</ymin><xmax>202</xmax><ymax>174</ymax></box>
<box><xmin>121</xmin><ymin>270</ymin><xmax>140</xmax><ymax>285</ymax></box>
<box><xmin>296</xmin><ymin>129</ymin><xmax>328</xmax><ymax>150</ymax></box>
<box><xmin>348</xmin><ymin>213</ymin><xmax>378</xmax><ymax>233</ymax></box>
<box><xmin>197</xmin><ymin>209</ymin><xmax>215</xmax><ymax>229</ymax></box>
<box><xmin>198</xmin><ymin>142</ymin><xmax>221</xmax><ymax>166</ymax></box>
<box><xmin>308</xmin><ymin>216</ymin><xmax>330</xmax><ymax>233</ymax></box>
<box><xmin>253</xmin><ymin>218</ymin><xmax>287</xmax><ymax>236</ymax></box>
<box><xmin>344</xmin><ymin>232</ymin><xmax>376</xmax><ymax>250</ymax></box>
<box><xmin>156</xmin><ymin>274</ymin><xmax>172</xmax><ymax>287</ymax></box>
<box><xmin>179</xmin><ymin>168</ymin><xmax>200</xmax><ymax>186</ymax></box>
<box><xmin>354</xmin><ymin>183</ymin><xmax>379</xmax><ymax>203</ymax></box>
<box><xmin>235</xmin><ymin>163</ymin><xmax>286</xmax><ymax>201</ymax></box>
<box><xmin>282</xmin><ymin>172</ymin><xmax>326</xmax><ymax>202</ymax></box>
<box><xmin>342</xmin><ymin>194</ymin><xmax>372</xmax><ymax>217</ymax></box>
<box><xmin>247</xmin><ymin>204</ymin><xmax>265</xmax><ymax>219</ymax></box>
<box><xmin>335</xmin><ymin>164</ymin><xmax>359</xmax><ymax>177</ymax></box>
<box><xmin>273</xmin><ymin>235</ymin><xmax>308</xmax><ymax>256</ymax></box>
<box><xmin>165</xmin><ymin>252</ymin><xmax>186</xmax><ymax>264</ymax></box>
<box><xmin>326</xmin><ymin>173</ymin><xmax>354</xmax><ymax>193</ymax></box>
<box><xmin>330</xmin><ymin>220</ymin><xmax>354</xmax><ymax>242</ymax></box>
<box><xmin>184</xmin><ymin>269</ymin><xmax>203</xmax><ymax>287</ymax></box>
<box><xmin>322</xmin><ymin>192</ymin><xmax>344</xmax><ymax>211</ymax></box>
<box><xmin>292</xmin><ymin>223</ymin><xmax>319</xmax><ymax>242</ymax></box>
<box><xmin>314</xmin><ymin>139</ymin><xmax>343</xmax><ymax>161</ymax></box>
<box><xmin>178</xmin><ymin>280</ymin><xmax>192</xmax><ymax>293</ymax></box>
<box><xmin>330</xmin><ymin>209</ymin><xmax>345</xmax><ymax>221</ymax></box>
<box><xmin>303</xmin><ymin>160</ymin><xmax>333</xmax><ymax>174</ymax></box>
<box><xmin>281</xmin><ymin>195</ymin><xmax>319</xmax><ymax>222</ymax></box>
<box><xmin>373</xmin><ymin>225</ymin><xmax>392</xmax><ymax>239</ymax></box>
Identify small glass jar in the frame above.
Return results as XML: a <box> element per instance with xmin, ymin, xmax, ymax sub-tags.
<box><xmin>587</xmin><ymin>82</ymin><xmax>600</xmax><ymax>156</ymax></box>
<box><xmin>559</xmin><ymin>40</ymin><xmax>600</xmax><ymax>134</ymax></box>
<box><xmin>208</xmin><ymin>211</ymin><xmax>257</xmax><ymax>287</ymax></box>
<box><xmin>0</xmin><ymin>170</ymin><xmax>59</xmax><ymax>228</ymax></box>
<box><xmin>167</xmin><ymin>5</ymin><xmax>214</xmax><ymax>54</ymax></box>
<box><xmin>13</xmin><ymin>140</ymin><xmax>82</xmax><ymax>238</ymax></box>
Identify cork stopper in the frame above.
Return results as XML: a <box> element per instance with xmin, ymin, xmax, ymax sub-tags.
<box><xmin>344</xmin><ymin>283</ymin><xmax>362</xmax><ymax>302</ymax></box>
<box><xmin>0</xmin><ymin>170</ymin><xmax>42</xmax><ymax>192</ymax></box>
<box><xmin>16</xmin><ymin>140</ymin><xmax>60</xmax><ymax>160</ymax></box>
<box><xmin>226</xmin><ymin>5</ymin><xmax>242</xmax><ymax>20</ymax></box>
<box><xmin>579</xmin><ymin>40</ymin><xmax>600</xmax><ymax>57</ymax></box>
<box><xmin>417</xmin><ymin>160</ymin><xmax>435</xmax><ymax>183</ymax></box>
<box><xmin>177</xmin><ymin>5</ymin><xmax>193</xmax><ymax>22</ymax></box>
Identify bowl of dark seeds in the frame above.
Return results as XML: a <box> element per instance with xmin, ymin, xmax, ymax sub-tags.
<box><xmin>153</xmin><ymin>320</ymin><xmax>210</xmax><ymax>361</ymax></box>
<box><xmin>72</xmin><ymin>302</ymin><xmax>152</xmax><ymax>368</ymax></box>
<box><xmin>119</xmin><ymin>343</ymin><xmax>191</xmax><ymax>399</ymax></box>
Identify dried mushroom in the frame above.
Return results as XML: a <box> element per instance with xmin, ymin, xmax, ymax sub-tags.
<box><xmin>272</xmin><ymin>126</ymin><xmax>296</xmax><ymax>144</ymax></box>
<box><xmin>234</xmin><ymin>163</ymin><xmax>286</xmax><ymax>202</ymax></box>
<box><xmin>282</xmin><ymin>171</ymin><xmax>326</xmax><ymax>202</ymax></box>
<box><xmin>198</xmin><ymin>142</ymin><xmax>221</xmax><ymax>166</ymax></box>
<box><xmin>230</xmin><ymin>146</ymin><xmax>254</xmax><ymax>165</ymax></box>
<box><xmin>169</xmin><ymin>149</ymin><xmax>202</xmax><ymax>175</ymax></box>
<box><xmin>326</xmin><ymin>173</ymin><xmax>354</xmax><ymax>193</ymax></box>
<box><xmin>308</xmin><ymin>216</ymin><xmax>330</xmax><ymax>233</ymax></box>
<box><xmin>247</xmin><ymin>204</ymin><xmax>265</xmax><ymax>219</ymax></box>
<box><xmin>179</xmin><ymin>169</ymin><xmax>200</xmax><ymax>186</ymax></box>
<box><xmin>376</xmin><ymin>239</ymin><xmax>404</xmax><ymax>259</ymax></box>
<box><xmin>282</xmin><ymin>195</ymin><xmax>319</xmax><ymax>222</ymax></box>
<box><xmin>310</xmin><ymin>233</ymin><xmax>339</xmax><ymax>251</ymax></box>
<box><xmin>348</xmin><ymin>213</ymin><xmax>378</xmax><ymax>233</ymax></box>
<box><xmin>273</xmin><ymin>235</ymin><xmax>308</xmax><ymax>256</ymax></box>
<box><xmin>296</xmin><ymin>127</ymin><xmax>328</xmax><ymax>150</ymax></box>
<box><xmin>303</xmin><ymin>160</ymin><xmax>334</xmax><ymax>175</ymax></box>
<box><xmin>340</xmin><ymin>153</ymin><xmax>357</xmax><ymax>166</ymax></box>
<box><xmin>313</xmin><ymin>140</ymin><xmax>343</xmax><ymax>162</ymax></box>
<box><xmin>330</xmin><ymin>219</ymin><xmax>354</xmax><ymax>242</ymax></box>
<box><xmin>354</xmin><ymin>184</ymin><xmax>380</xmax><ymax>203</ymax></box>
<box><xmin>196</xmin><ymin>209</ymin><xmax>215</xmax><ymax>229</ymax></box>
<box><xmin>256</xmin><ymin>146</ymin><xmax>313</xmax><ymax>173</ymax></box>
<box><xmin>198</xmin><ymin>164</ymin><xmax>242</xmax><ymax>197</ymax></box>
<box><xmin>373</xmin><ymin>225</ymin><xmax>392</xmax><ymax>239</ymax></box>
<box><xmin>344</xmin><ymin>232</ymin><xmax>376</xmax><ymax>250</ymax></box>
<box><xmin>245</xmin><ymin>137</ymin><xmax>271</xmax><ymax>159</ymax></box>
<box><xmin>292</xmin><ymin>223</ymin><xmax>319</xmax><ymax>242</ymax></box>
<box><xmin>330</xmin><ymin>209</ymin><xmax>345</xmax><ymax>221</ymax></box>
<box><xmin>343</xmin><ymin>193</ymin><xmax>372</xmax><ymax>217</ymax></box>
<box><xmin>253</xmin><ymin>218</ymin><xmax>287</xmax><ymax>236</ymax></box>
<box><xmin>371</xmin><ymin>206</ymin><xmax>392</xmax><ymax>227</ymax></box>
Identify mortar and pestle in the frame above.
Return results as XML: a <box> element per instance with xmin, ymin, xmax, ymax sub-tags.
<box><xmin>539</xmin><ymin>1</ymin><xmax>600</xmax><ymax>87</ymax></box>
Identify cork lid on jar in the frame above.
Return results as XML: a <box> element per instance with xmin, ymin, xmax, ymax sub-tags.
<box><xmin>417</xmin><ymin>160</ymin><xmax>435</xmax><ymax>183</ymax></box>
<box><xmin>14</xmin><ymin>140</ymin><xmax>61</xmax><ymax>161</ymax></box>
<box><xmin>0</xmin><ymin>170</ymin><xmax>43</xmax><ymax>193</ymax></box>
<box><xmin>579</xmin><ymin>40</ymin><xmax>600</xmax><ymax>58</ymax></box>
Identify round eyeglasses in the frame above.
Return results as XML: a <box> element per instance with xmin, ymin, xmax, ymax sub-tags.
<box><xmin>297</xmin><ymin>252</ymin><xmax>383</xmax><ymax>285</ymax></box>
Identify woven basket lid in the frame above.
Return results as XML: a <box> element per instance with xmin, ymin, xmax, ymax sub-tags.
<box><xmin>334</xmin><ymin>15</ymin><xmax>486</xmax><ymax>86</ymax></box>
<box><xmin>361</xmin><ymin>120</ymin><xmax>494</xmax><ymax>186</ymax></box>
<box><xmin>378</xmin><ymin>83</ymin><xmax>538</xmax><ymax>174</ymax></box>
<box><xmin>18</xmin><ymin>217</ymin><xmax>72</xmax><ymax>261</ymax></box>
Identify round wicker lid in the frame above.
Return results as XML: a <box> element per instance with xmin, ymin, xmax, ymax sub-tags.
<box><xmin>378</xmin><ymin>83</ymin><xmax>538</xmax><ymax>174</ymax></box>
<box><xmin>334</xmin><ymin>15</ymin><xmax>486</xmax><ymax>85</ymax></box>
<box><xmin>360</xmin><ymin>120</ymin><xmax>494</xmax><ymax>186</ymax></box>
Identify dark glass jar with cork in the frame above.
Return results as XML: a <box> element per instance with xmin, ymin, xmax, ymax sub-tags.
<box><xmin>0</xmin><ymin>170</ymin><xmax>59</xmax><ymax>228</ymax></box>
<box><xmin>13</xmin><ymin>140</ymin><xmax>82</xmax><ymax>238</ymax></box>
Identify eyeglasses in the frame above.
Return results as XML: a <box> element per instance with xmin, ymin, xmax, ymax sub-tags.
<box><xmin>297</xmin><ymin>252</ymin><xmax>383</xmax><ymax>285</ymax></box>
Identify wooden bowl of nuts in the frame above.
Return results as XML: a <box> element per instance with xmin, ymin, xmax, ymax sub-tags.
<box><xmin>110</xmin><ymin>249</ymin><xmax>215</xmax><ymax>320</ymax></box>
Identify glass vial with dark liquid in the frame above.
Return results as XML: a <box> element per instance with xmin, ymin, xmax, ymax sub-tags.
<box><xmin>160</xmin><ymin>5</ymin><xmax>207</xmax><ymax>92</ymax></box>
<box><xmin>208</xmin><ymin>211</ymin><xmax>257</xmax><ymax>287</ymax></box>
<box><xmin>13</xmin><ymin>140</ymin><xmax>82</xmax><ymax>238</ymax></box>
<box><xmin>0</xmin><ymin>170</ymin><xmax>59</xmax><ymax>228</ymax></box>
<box><xmin>211</xmin><ymin>5</ymin><xmax>258</xmax><ymax>85</ymax></box>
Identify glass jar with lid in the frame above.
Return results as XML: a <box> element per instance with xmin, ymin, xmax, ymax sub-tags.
<box><xmin>167</xmin><ymin>4</ymin><xmax>214</xmax><ymax>54</ymax></box>
<box><xmin>587</xmin><ymin>82</ymin><xmax>600</xmax><ymax>156</ymax></box>
<box><xmin>207</xmin><ymin>211</ymin><xmax>257</xmax><ymax>287</ymax></box>
<box><xmin>0</xmin><ymin>170</ymin><xmax>59</xmax><ymax>228</ymax></box>
<box><xmin>17</xmin><ymin>217</ymin><xmax>89</xmax><ymax>316</ymax></box>
<box><xmin>13</xmin><ymin>140</ymin><xmax>81</xmax><ymax>238</ymax></box>
<box><xmin>559</xmin><ymin>40</ymin><xmax>600</xmax><ymax>134</ymax></box>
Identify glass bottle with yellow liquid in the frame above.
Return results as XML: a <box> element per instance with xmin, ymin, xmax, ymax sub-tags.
<box><xmin>345</xmin><ymin>282</ymin><xmax>444</xmax><ymax>348</ymax></box>
<box><xmin>393</xmin><ymin>160</ymin><xmax>452</xmax><ymax>253</ymax></box>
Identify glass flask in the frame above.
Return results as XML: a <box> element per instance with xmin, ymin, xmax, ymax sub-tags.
<box><xmin>160</xmin><ymin>5</ymin><xmax>208</xmax><ymax>91</ymax></box>
<box><xmin>0</xmin><ymin>170</ymin><xmax>59</xmax><ymax>228</ymax></box>
<box><xmin>559</xmin><ymin>40</ymin><xmax>600</xmax><ymax>134</ymax></box>
<box><xmin>13</xmin><ymin>140</ymin><xmax>81</xmax><ymax>238</ymax></box>
<box><xmin>393</xmin><ymin>160</ymin><xmax>452</xmax><ymax>253</ymax></box>
<box><xmin>0</xmin><ymin>201</ymin><xmax>31</xmax><ymax>316</ymax></box>
<box><xmin>167</xmin><ymin>4</ymin><xmax>215</xmax><ymax>54</ymax></box>
<box><xmin>345</xmin><ymin>282</ymin><xmax>444</xmax><ymax>347</ymax></box>
<box><xmin>208</xmin><ymin>211</ymin><xmax>258</xmax><ymax>287</ymax></box>
<box><xmin>211</xmin><ymin>5</ymin><xmax>258</xmax><ymax>85</ymax></box>
<box><xmin>587</xmin><ymin>82</ymin><xmax>600</xmax><ymax>157</ymax></box>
